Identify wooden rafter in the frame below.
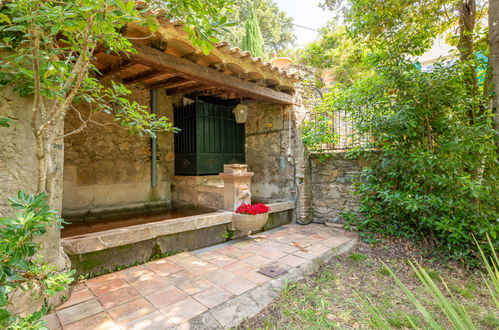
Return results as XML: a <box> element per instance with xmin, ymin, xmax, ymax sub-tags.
<box><xmin>164</xmin><ymin>84</ymin><xmax>211</xmax><ymax>96</ymax></box>
<box><xmin>97</xmin><ymin>60</ymin><xmax>137</xmax><ymax>79</ymax></box>
<box><xmin>130</xmin><ymin>44</ymin><xmax>294</xmax><ymax>105</ymax></box>
<box><xmin>123</xmin><ymin>70</ymin><xmax>173</xmax><ymax>84</ymax></box>
<box><xmin>148</xmin><ymin>76</ymin><xmax>194</xmax><ymax>90</ymax></box>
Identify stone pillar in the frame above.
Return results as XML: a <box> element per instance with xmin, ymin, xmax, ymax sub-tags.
<box><xmin>219</xmin><ymin>164</ymin><xmax>254</xmax><ymax>211</ymax></box>
<box><xmin>291</xmin><ymin>83</ymin><xmax>314</xmax><ymax>224</ymax></box>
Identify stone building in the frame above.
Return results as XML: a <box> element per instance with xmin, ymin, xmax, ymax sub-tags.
<box><xmin>0</xmin><ymin>19</ymin><xmax>317</xmax><ymax>279</ymax></box>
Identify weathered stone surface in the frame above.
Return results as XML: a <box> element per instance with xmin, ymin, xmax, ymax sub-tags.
<box><xmin>63</xmin><ymin>80</ymin><xmax>177</xmax><ymax>217</ymax></box>
<box><xmin>0</xmin><ymin>83</ymin><xmax>70</xmax><ymax>312</ymax></box>
<box><xmin>244</xmin><ymin>101</ymin><xmax>294</xmax><ymax>204</ymax></box>
<box><xmin>310</xmin><ymin>154</ymin><xmax>367</xmax><ymax>224</ymax></box>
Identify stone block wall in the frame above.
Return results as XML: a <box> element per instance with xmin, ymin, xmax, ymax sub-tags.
<box><xmin>244</xmin><ymin>101</ymin><xmax>295</xmax><ymax>203</ymax></box>
<box><xmin>63</xmin><ymin>80</ymin><xmax>178</xmax><ymax>218</ymax></box>
<box><xmin>310</xmin><ymin>153</ymin><xmax>367</xmax><ymax>223</ymax></box>
<box><xmin>171</xmin><ymin>175</ymin><xmax>223</xmax><ymax>210</ymax></box>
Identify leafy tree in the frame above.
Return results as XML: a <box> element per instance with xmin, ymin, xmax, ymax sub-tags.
<box><xmin>300</xmin><ymin>22</ymin><xmax>372</xmax><ymax>86</ymax></box>
<box><xmin>0</xmin><ymin>0</ymin><xmax>231</xmax><ymax>206</ymax></box>
<box><xmin>0</xmin><ymin>0</ymin><xmax>231</xmax><ymax>324</ymax></box>
<box><xmin>490</xmin><ymin>0</ymin><xmax>499</xmax><ymax>148</ymax></box>
<box><xmin>242</xmin><ymin>11</ymin><xmax>265</xmax><ymax>58</ymax></box>
<box><xmin>219</xmin><ymin>0</ymin><xmax>295</xmax><ymax>54</ymax></box>
<box><xmin>302</xmin><ymin>0</ymin><xmax>498</xmax><ymax>262</ymax></box>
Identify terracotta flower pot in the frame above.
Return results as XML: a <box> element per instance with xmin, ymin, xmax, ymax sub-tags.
<box><xmin>232</xmin><ymin>213</ymin><xmax>269</xmax><ymax>233</ymax></box>
<box><xmin>270</xmin><ymin>57</ymin><xmax>292</xmax><ymax>70</ymax></box>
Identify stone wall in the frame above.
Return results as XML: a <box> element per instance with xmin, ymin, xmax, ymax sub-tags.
<box><xmin>171</xmin><ymin>175</ymin><xmax>223</xmax><ymax>210</ymax></box>
<box><xmin>310</xmin><ymin>153</ymin><xmax>366</xmax><ymax>223</ymax></box>
<box><xmin>0</xmin><ymin>85</ymin><xmax>69</xmax><ymax>314</ymax></box>
<box><xmin>63</xmin><ymin>80</ymin><xmax>177</xmax><ymax>218</ymax></box>
<box><xmin>244</xmin><ymin>101</ymin><xmax>295</xmax><ymax>203</ymax></box>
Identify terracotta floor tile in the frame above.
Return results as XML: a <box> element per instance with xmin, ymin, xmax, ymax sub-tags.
<box><xmin>108</xmin><ymin>298</ymin><xmax>156</xmax><ymax>325</ymax></box>
<box><xmin>56</xmin><ymin>298</ymin><xmax>103</xmax><ymax>326</ymax></box>
<box><xmin>86</xmin><ymin>277</ymin><xmax>129</xmax><ymax>296</ymax></box>
<box><xmin>145</xmin><ymin>286</ymin><xmax>188</xmax><ymax>309</ymax></box>
<box><xmin>213</xmin><ymin>245</ymin><xmax>241</xmax><ymax>256</ymax></box>
<box><xmin>85</xmin><ymin>273</ymin><xmax>120</xmax><ymax>287</ymax></box>
<box><xmin>209</xmin><ymin>255</ymin><xmax>238</xmax><ymax>267</ymax></box>
<box><xmin>71</xmin><ymin>282</ymin><xmax>88</xmax><ymax>292</ymax></box>
<box><xmin>279</xmin><ymin>254</ymin><xmax>307</xmax><ymax>267</ymax></box>
<box><xmin>319</xmin><ymin>236</ymin><xmax>353</xmax><ymax>248</ymax></box>
<box><xmin>203</xmin><ymin>269</ymin><xmax>237</xmax><ymax>286</ymax></box>
<box><xmin>98</xmin><ymin>286</ymin><xmax>141</xmax><ymax>309</ymax></box>
<box><xmin>241</xmin><ymin>271</ymin><xmax>272</xmax><ymax>284</ymax></box>
<box><xmin>130</xmin><ymin>274</ymin><xmax>171</xmax><ymax>296</ymax></box>
<box><xmin>242</xmin><ymin>255</ymin><xmax>273</xmax><ymax>267</ymax></box>
<box><xmin>269</xmin><ymin>243</ymin><xmax>300</xmax><ymax>254</ymax></box>
<box><xmin>224</xmin><ymin>261</ymin><xmax>257</xmax><ymax>275</ymax></box>
<box><xmin>63</xmin><ymin>311</ymin><xmax>119</xmax><ymax>330</ymax></box>
<box><xmin>42</xmin><ymin>313</ymin><xmax>60</xmax><ymax>330</ymax></box>
<box><xmin>166</xmin><ymin>252</ymin><xmax>192</xmax><ymax>262</ymax></box>
<box><xmin>196</xmin><ymin>251</ymin><xmax>221</xmax><ymax>261</ymax></box>
<box><xmin>121</xmin><ymin>311</ymin><xmax>175</xmax><ymax>330</ymax></box>
<box><xmin>292</xmin><ymin>249</ymin><xmax>322</xmax><ymax>260</ymax></box>
<box><xmin>163</xmin><ymin>269</ymin><xmax>197</xmax><ymax>286</ymax></box>
<box><xmin>56</xmin><ymin>287</ymin><xmax>94</xmax><ymax>310</ymax></box>
<box><xmin>230</xmin><ymin>239</ymin><xmax>255</xmax><ymax>249</ymax></box>
<box><xmin>145</xmin><ymin>259</ymin><xmax>184</xmax><ymax>277</ymax></box>
<box><xmin>177</xmin><ymin>277</ymin><xmax>215</xmax><ymax>295</ymax></box>
<box><xmin>192</xmin><ymin>285</ymin><xmax>232</xmax><ymax>308</ymax></box>
<box><xmin>223</xmin><ymin>277</ymin><xmax>257</xmax><ymax>295</ymax></box>
<box><xmin>308</xmin><ymin>244</ymin><xmax>331</xmax><ymax>253</ymax></box>
<box><xmin>159</xmin><ymin>297</ymin><xmax>207</xmax><ymax>325</ymax></box>
<box><xmin>189</xmin><ymin>263</ymin><xmax>218</xmax><ymax>277</ymax></box>
<box><xmin>251</xmin><ymin>246</ymin><xmax>287</xmax><ymax>260</ymax></box>
<box><xmin>176</xmin><ymin>256</ymin><xmax>209</xmax><ymax>268</ymax></box>
<box><xmin>118</xmin><ymin>265</ymin><xmax>156</xmax><ymax>284</ymax></box>
<box><xmin>225</xmin><ymin>249</ymin><xmax>255</xmax><ymax>260</ymax></box>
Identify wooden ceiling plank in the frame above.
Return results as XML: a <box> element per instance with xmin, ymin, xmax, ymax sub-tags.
<box><xmin>130</xmin><ymin>44</ymin><xmax>294</xmax><ymax>105</ymax></box>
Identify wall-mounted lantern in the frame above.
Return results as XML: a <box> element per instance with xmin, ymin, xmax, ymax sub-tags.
<box><xmin>232</xmin><ymin>104</ymin><xmax>249</xmax><ymax>124</ymax></box>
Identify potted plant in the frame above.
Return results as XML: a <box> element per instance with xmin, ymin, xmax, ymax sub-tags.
<box><xmin>232</xmin><ymin>203</ymin><xmax>270</xmax><ymax>233</ymax></box>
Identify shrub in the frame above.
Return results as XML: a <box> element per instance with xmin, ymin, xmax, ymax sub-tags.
<box><xmin>307</xmin><ymin>61</ymin><xmax>498</xmax><ymax>264</ymax></box>
<box><xmin>0</xmin><ymin>192</ymin><xmax>74</xmax><ymax>329</ymax></box>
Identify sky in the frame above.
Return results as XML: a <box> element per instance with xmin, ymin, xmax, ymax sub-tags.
<box><xmin>274</xmin><ymin>0</ymin><xmax>336</xmax><ymax>46</ymax></box>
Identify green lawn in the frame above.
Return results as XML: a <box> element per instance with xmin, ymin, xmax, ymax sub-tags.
<box><xmin>240</xmin><ymin>238</ymin><xmax>498</xmax><ymax>329</ymax></box>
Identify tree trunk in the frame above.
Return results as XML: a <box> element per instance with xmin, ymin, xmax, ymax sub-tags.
<box><xmin>490</xmin><ymin>0</ymin><xmax>499</xmax><ymax>149</ymax></box>
<box><xmin>458</xmin><ymin>0</ymin><xmax>479</xmax><ymax>122</ymax></box>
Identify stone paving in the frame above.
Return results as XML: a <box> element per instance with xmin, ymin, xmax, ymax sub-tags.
<box><xmin>44</xmin><ymin>223</ymin><xmax>357</xmax><ymax>329</ymax></box>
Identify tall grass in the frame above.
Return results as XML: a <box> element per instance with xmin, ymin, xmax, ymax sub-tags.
<box><xmin>359</xmin><ymin>235</ymin><xmax>498</xmax><ymax>329</ymax></box>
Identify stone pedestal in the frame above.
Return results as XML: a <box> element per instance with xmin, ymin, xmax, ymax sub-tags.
<box><xmin>219</xmin><ymin>164</ymin><xmax>254</xmax><ymax>212</ymax></box>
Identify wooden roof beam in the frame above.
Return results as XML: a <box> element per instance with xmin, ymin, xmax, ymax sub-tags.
<box><xmin>130</xmin><ymin>44</ymin><xmax>295</xmax><ymax>105</ymax></box>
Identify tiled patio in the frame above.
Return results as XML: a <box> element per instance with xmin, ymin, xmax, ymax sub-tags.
<box><xmin>44</xmin><ymin>224</ymin><xmax>357</xmax><ymax>329</ymax></box>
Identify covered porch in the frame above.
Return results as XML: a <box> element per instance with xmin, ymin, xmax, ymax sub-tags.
<box><xmin>60</xmin><ymin>21</ymin><xmax>304</xmax><ymax>274</ymax></box>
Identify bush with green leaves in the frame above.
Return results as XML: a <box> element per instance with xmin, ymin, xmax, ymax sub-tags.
<box><xmin>305</xmin><ymin>60</ymin><xmax>498</xmax><ymax>264</ymax></box>
<box><xmin>0</xmin><ymin>192</ymin><xmax>74</xmax><ymax>329</ymax></box>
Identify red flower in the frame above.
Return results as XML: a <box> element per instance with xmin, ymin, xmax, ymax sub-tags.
<box><xmin>235</xmin><ymin>203</ymin><xmax>269</xmax><ymax>215</ymax></box>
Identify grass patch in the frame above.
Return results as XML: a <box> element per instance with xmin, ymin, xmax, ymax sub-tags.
<box><xmin>349</xmin><ymin>252</ymin><xmax>368</xmax><ymax>261</ymax></box>
<box><xmin>240</xmin><ymin>239</ymin><xmax>497</xmax><ymax>329</ymax></box>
